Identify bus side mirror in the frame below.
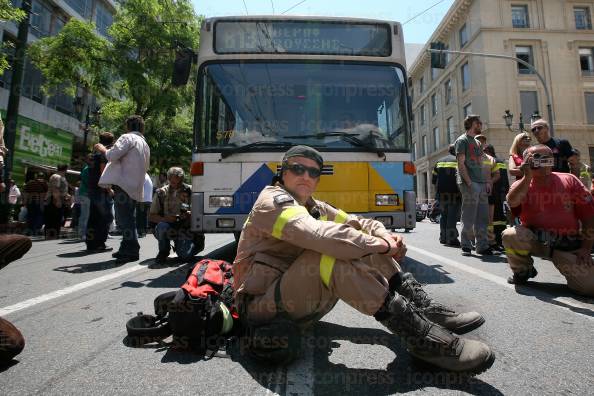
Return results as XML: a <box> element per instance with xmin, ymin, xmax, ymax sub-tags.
<box><xmin>172</xmin><ymin>48</ymin><xmax>197</xmax><ymax>87</ymax></box>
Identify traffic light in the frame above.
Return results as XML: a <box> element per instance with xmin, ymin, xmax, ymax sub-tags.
<box><xmin>430</xmin><ymin>42</ymin><xmax>447</xmax><ymax>69</ymax></box>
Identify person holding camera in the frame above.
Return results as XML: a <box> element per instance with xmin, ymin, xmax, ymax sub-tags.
<box><xmin>502</xmin><ymin>144</ymin><xmax>594</xmax><ymax>296</ymax></box>
<box><xmin>149</xmin><ymin>167</ymin><xmax>196</xmax><ymax>263</ymax></box>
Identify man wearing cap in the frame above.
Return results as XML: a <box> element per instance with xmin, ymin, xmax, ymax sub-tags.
<box><xmin>530</xmin><ymin>119</ymin><xmax>573</xmax><ymax>173</ymax></box>
<box><xmin>234</xmin><ymin>145</ymin><xmax>494</xmax><ymax>373</ymax></box>
<box><xmin>454</xmin><ymin>115</ymin><xmax>493</xmax><ymax>256</ymax></box>
<box><xmin>503</xmin><ymin>144</ymin><xmax>594</xmax><ymax>295</ymax></box>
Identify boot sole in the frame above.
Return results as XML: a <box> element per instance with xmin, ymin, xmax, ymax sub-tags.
<box><xmin>452</xmin><ymin>316</ymin><xmax>486</xmax><ymax>335</ymax></box>
<box><xmin>410</xmin><ymin>348</ymin><xmax>496</xmax><ymax>376</ymax></box>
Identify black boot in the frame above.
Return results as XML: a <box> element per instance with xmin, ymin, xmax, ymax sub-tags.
<box><xmin>377</xmin><ymin>294</ymin><xmax>494</xmax><ymax>373</ymax></box>
<box><xmin>392</xmin><ymin>272</ymin><xmax>485</xmax><ymax>334</ymax></box>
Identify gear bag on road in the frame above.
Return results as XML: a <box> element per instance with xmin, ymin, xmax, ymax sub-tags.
<box><xmin>126</xmin><ymin>259</ymin><xmax>239</xmax><ymax>356</ymax></box>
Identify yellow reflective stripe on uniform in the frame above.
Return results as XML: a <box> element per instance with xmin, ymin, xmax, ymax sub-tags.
<box><xmin>271</xmin><ymin>206</ymin><xmax>309</xmax><ymax>239</ymax></box>
<box><xmin>320</xmin><ymin>215</ymin><xmax>328</xmax><ymax>221</ymax></box>
<box><xmin>505</xmin><ymin>248</ymin><xmax>530</xmax><ymax>257</ymax></box>
<box><xmin>320</xmin><ymin>254</ymin><xmax>336</xmax><ymax>287</ymax></box>
<box><xmin>495</xmin><ymin>163</ymin><xmax>508</xmax><ymax>171</ymax></box>
<box><xmin>580</xmin><ymin>171</ymin><xmax>591</xmax><ymax>178</ymax></box>
<box><xmin>335</xmin><ymin>209</ymin><xmax>349</xmax><ymax>224</ymax></box>
<box><xmin>493</xmin><ymin>221</ymin><xmax>508</xmax><ymax>226</ymax></box>
<box><xmin>436</xmin><ymin>162</ymin><xmax>457</xmax><ymax>168</ymax></box>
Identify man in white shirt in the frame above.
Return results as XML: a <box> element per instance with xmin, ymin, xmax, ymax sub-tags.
<box><xmin>95</xmin><ymin>115</ymin><xmax>150</xmax><ymax>263</ymax></box>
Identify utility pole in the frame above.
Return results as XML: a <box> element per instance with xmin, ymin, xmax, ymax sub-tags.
<box><xmin>3</xmin><ymin>0</ymin><xmax>32</xmax><ymax>182</ymax></box>
<box><xmin>427</xmin><ymin>47</ymin><xmax>555</xmax><ymax>136</ymax></box>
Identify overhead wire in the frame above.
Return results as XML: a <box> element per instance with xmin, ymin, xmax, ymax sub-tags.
<box><xmin>242</xmin><ymin>0</ymin><xmax>249</xmax><ymax>15</ymax></box>
<box><xmin>403</xmin><ymin>0</ymin><xmax>449</xmax><ymax>25</ymax></box>
<box><xmin>281</xmin><ymin>0</ymin><xmax>307</xmax><ymax>15</ymax></box>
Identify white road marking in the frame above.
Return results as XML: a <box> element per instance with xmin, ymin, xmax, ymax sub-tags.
<box><xmin>0</xmin><ymin>239</ymin><xmax>233</xmax><ymax>317</ymax></box>
<box><xmin>0</xmin><ymin>265</ymin><xmax>143</xmax><ymax>316</ymax></box>
<box><xmin>407</xmin><ymin>245</ymin><xmax>594</xmax><ymax>317</ymax></box>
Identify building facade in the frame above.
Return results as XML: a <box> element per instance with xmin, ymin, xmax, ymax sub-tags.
<box><xmin>409</xmin><ymin>0</ymin><xmax>594</xmax><ymax>201</ymax></box>
<box><xmin>0</xmin><ymin>0</ymin><xmax>116</xmax><ymax>184</ymax></box>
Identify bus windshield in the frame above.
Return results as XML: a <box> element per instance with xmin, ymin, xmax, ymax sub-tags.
<box><xmin>196</xmin><ymin>62</ymin><xmax>410</xmax><ymax>152</ymax></box>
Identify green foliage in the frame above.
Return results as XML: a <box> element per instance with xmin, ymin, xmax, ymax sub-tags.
<box><xmin>28</xmin><ymin>0</ymin><xmax>203</xmax><ymax>168</ymax></box>
<box><xmin>0</xmin><ymin>0</ymin><xmax>25</xmax><ymax>74</ymax></box>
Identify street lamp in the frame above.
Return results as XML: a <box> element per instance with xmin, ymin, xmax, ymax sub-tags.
<box><xmin>503</xmin><ymin>110</ymin><xmax>526</xmax><ymax>133</ymax></box>
<box><xmin>530</xmin><ymin>111</ymin><xmax>541</xmax><ymax>124</ymax></box>
<box><xmin>73</xmin><ymin>98</ymin><xmax>102</xmax><ymax>153</ymax></box>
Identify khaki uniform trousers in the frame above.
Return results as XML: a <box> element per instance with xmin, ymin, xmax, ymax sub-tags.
<box><xmin>244</xmin><ymin>250</ymin><xmax>401</xmax><ymax>325</ymax></box>
<box><xmin>502</xmin><ymin>225</ymin><xmax>594</xmax><ymax>296</ymax></box>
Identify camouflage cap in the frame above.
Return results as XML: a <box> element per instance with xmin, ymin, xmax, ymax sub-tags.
<box><xmin>282</xmin><ymin>145</ymin><xmax>323</xmax><ymax>168</ymax></box>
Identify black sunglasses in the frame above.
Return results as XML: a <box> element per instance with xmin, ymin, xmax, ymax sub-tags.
<box><xmin>531</xmin><ymin>126</ymin><xmax>545</xmax><ymax>133</ymax></box>
<box><xmin>284</xmin><ymin>163</ymin><xmax>322</xmax><ymax>178</ymax></box>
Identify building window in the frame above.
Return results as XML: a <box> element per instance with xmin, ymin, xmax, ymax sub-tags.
<box><xmin>520</xmin><ymin>91</ymin><xmax>539</xmax><ymax>120</ymax></box>
<box><xmin>447</xmin><ymin>117</ymin><xmax>454</xmax><ymax>143</ymax></box>
<box><xmin>420</xmin><ymin>104</ymin><xmax>426</xmax><ymax>125</ymax></box>
<box><xmin>95</xmin><ymin>2</ymin><xmax>114</xmax><ymax>38</ymax></box>
<box><xmin>419</xmin><ymin>77</ymin><xmax>425</xmax><ymax>93</ymax></box>
<box><xmin>575</xmin><ymin>7</ymin><xmax>592</xmax><ymax>30</ymax></box>
<box><xmin>22</xmin><ymin>58</ymin><xmax>44</xmax><ymax>103</ymax></box>
<box><xmin>422</xmin><ymin>135</ymin><xmax>427</xmax><ymax>157</ymax></box>
<box><xmin>52</xmin><ymin>16</ymin><xmax>66</xmax><ymax>36</ymax></box>
<box><xmin>431</xmin><ymin>67</ymin><xmax>439</xmax><ymax>80</ymax></box>
<box><xmin>586</xmin><ymin>93</ymin><xmax>594</xmax><ymax>124</ymax></box>
<box><xmin>516</xmin><ymin>46</ymin><xmax>534</xmax><ymax>74</ymax></box>
<box><xmin>413</xmin><ymin>142</ymin><xmax>417</xmax><ymax>161</ymax></box>
<box><xmin>30</xmin><ymin>0</ymin><xmax>52</xmax><ymax>37</ymax></box>
<box><xmin>431</xmin><ymin>93</ymin><xmax>438</xmax><ymax>117</ymax></box>
<box><xmin>410</xmin><ymin>84</ymin><xmax>414</xmax><ymax>104</ymax></box>
<box><xmin>433</xmin><ymin>127</ymin><xmax>440</xmax><ymax>151</ymax></box>
<box><xmin>47</xmin><ymin>83</ymin><xmax>75</xmax><ymax>116</ymax></box>
<box><xmin>461</xmin><ymin>62</ymin><xmax>471</xmax><ymax>91</ymax></box>
<box><xmin>459</xmin><ymin>23</ymin><xmax>468</xmax><ymax>47</ymax></box>
<box><xmin>64</xmin><ymin>0</ymin><xmax>91</xmax><ymax>18</ymax></box>
<box><xmin>580</xmin><ymin>48</ymin><xmax>594</xmax><ymax>76</ymax></box>
<box><xmin>463</xmin><ymin>103</ymin><xmax>472</xmax><ymax>118</ymax></box>
<box><xmin>445</xmin><ymin>79</ymin><xmax>452</xmax><ymax>105</ymax></box>
<box><xmin>511</xmin><ymin>5</ymin><xmax>530</xmax><ymax>28</ymax></box>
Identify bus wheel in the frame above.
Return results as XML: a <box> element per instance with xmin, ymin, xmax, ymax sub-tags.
<box><xmin>404</xmin><ymin>228</ymin><xmax>412</xmax><ymax>233</ymax></box>
<box><xmin>192</xmin><ymin>233</ymin><xmax>205</xmax><ymax>254</ymax></box>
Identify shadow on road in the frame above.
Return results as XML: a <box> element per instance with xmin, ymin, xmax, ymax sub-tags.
<box><xmin>230</xmin><ymin>321</ymin><xmax>502</xmax><ymax>395</ymax></box>
<box><xmin>54</xmin><ymin>259</ymin><xmax>125</xmax><ymax>274</ymax></box>
<box><xmin>0</xmin><ymin>359</ymin><xmax>19</xmax><ymax>373</ymax></box>
<box><xmin>514</xmin><ymin>282</ymin><xmax>594</xmax><ymax>318</ymax></box>
<box><xmin>400</xmin><ymin>257</ymin><xmax>455</xmax><ymax>285</ymax></box>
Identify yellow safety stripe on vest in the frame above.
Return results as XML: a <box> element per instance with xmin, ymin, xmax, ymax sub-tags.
<box><xmin>580</xmin><ymin>171</ymin><xmax>591</xmax><ymax>178</ymax></box>
<box><xmin>320</xmin><ymin>254</ymin><xmax>336</xmax><ymax>288</ymax></box>
<box><xmin>271</xmin><ymin>206</ymin><xmax>309</xmax><ymax>239</ymax></box>
<box><xmin>504</xmin><ymin>248</ymin><xmax>530</xmax><ymax>257</ymax></box>
<box><xmin>335</xmin><ymin>209</ymin><xmax>349</xmax><ymax>224</ymax></box>
<box><xmin>436</xmin><ymin>162</ymin><xmax>457</xmax><ymax>169</ymax></box>
<box><xmin>320</xmin><ymin>215</ymin><xmax>328</xmax><ymax>221</ymax></box>
<box><xmin>493</xmin><ymin>221</ymin><xmax>508</xmax><ymax>226</ymax></box>
<box><xmin>487</xmin><ymin>225</ymin><xmax>494</xmax><ymax>231</ymax></box>
<box><xmin>495</xmin><ymin>163</ymin><xmax>508</xmax><ymax>171</ymax></box>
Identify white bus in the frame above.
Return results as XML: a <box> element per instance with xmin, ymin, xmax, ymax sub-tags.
<box><xmin>177</xmin><ymin>16</ymin><xmax>416</xmax><ymax>238</ymax></box>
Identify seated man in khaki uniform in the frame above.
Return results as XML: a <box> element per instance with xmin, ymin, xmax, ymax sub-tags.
<box><xmin>503</xmin><ymin>144</ymin><xmax>594</xmax><ymax>295</ymax></box>
<box><xmin>234</xmin><ymin>145</ymin><xmax>494</xmax><ymax>373</ymax></box>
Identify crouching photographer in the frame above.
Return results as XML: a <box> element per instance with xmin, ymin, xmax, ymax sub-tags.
<box><xmin>149</xmin><ymin>167</ymin><xmax>202</xmax><ymax>263</ymax></box>
<box><xmin>502</xmin><ymin>143</ymin><xmax>594</xmax><ymax>296</ymax></box>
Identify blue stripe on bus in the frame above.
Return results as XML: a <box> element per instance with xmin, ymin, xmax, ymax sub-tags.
<box><xmin>370</xmin><ymin>162</ymin><xmax>414</xmax><ymax>193</ymax></box>
<box><xmin>216</xmin><ymin>164</ymin><xmax>276</xmax><ymax>214</ymax></box>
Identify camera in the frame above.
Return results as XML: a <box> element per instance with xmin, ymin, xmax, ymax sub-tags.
<box><xmin>530</xmin><ymin>153</ymin><xmax>554</xmax><ymax>169</ymax></box>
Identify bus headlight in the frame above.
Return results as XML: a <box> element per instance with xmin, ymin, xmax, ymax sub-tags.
<box><xmin>375</xmin><ymin>194</ymin><xmax>399</xmax><ymax>206</ymax></box>
<box><xmin>209</xmin><ymin>195</ymin><xmax>234</xmax><ymax>208</ymax></box>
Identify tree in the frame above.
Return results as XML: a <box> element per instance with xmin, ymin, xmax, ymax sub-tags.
<box><xmin>28</xmin><ymin>0</ymin><xmax>202</xmax><ymax>170</ymax></box>
<box><xmin>0</xmin><ymin>0</ymin><xmax>25</xmax><ymax>74</ymax></box>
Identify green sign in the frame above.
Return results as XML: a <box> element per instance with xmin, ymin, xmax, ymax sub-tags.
<box><xmin>4</xmin><ymin>113</ymin><xmax>74</xmax><ymax>185</ymax></box>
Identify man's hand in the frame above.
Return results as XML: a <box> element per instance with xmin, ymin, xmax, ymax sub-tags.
<box><xmin>519</xmin><ymin>154</ymin><xmax>533</xmax><ymax>180</ymax></box>
<box><xmin>389</xmin><ymin>233</ymin><xmax>407</xmax><ymax>262</ymax></box>
<box><xmin>93</xmin><ymin>143</ymin><xmax>107</xmax><ymax>154</ymax></box>
<box><xmin>575</xmin><ymin>247</ymin><xmax>593</xmax><ymax>266</ymax></box>
<box><xmin>486</xmin><ymin>183</ymin><xmax>492</xmax><ymax>195</ymax></box>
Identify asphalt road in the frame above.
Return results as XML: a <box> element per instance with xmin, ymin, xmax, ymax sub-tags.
<box><xmin>1</xmin><ymin>222</ymin><xmax>593</xmax><ymax>395</ymax></box>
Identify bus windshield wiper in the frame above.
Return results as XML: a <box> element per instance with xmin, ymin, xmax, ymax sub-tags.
<box><xmin>220</xmin><ymin>141</ymin><xmax>295</xmax><ymax>159</ymax></box>
<box><xmin>285</xmin><ymin>131</ymin><xmax>385</xmax><ymax>157</ymax></box>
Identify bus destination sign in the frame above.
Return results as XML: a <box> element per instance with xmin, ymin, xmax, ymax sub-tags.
<box><xmin>214</xmin><ymin>21</ymin><xmax>391</xmax><ymax>56</ymax></box>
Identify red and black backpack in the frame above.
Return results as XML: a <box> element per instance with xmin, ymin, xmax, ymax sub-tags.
<box><xmin>126</xmin><ymin>259</ymin><xmax>239</xmax><ymax>356</ymax></box>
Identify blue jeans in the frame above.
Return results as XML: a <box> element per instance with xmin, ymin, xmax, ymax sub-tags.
<box><xmin>114</xmin><ymin>188</ymin><xmax>139</xmax><ymax>257</ymax></box>
<box><xmin>154</xmin><ymin>222</ymin><xmax>195</xmax><ymax>260</ymax></box>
